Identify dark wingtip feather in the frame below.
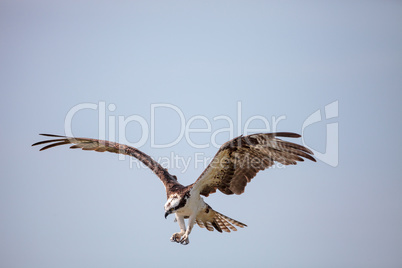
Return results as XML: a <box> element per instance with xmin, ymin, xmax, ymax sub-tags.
<box><xmin>275</xmin><ymin>133</ymin><xmax>316</xmax><ymax>162</ymax></box>
<box><xmin>308</xmin><ymin>155</ymin><xmax>317</xmax><ymax>162</ymax></box>
<box><xmin>32</xmin><ymin>139</ymin><xmax>66</xmax><ymax>147</ymax></box>
<box><xmin>32</xmin><ymin>134</ymin><xmax>69</xmax><ymax>147</ymax></box>
<box><xmin>273</xmin><ymin>132</ymin><xmax>301</xmax><ymax>138</ymax></box>
<box><xmin>39</xmin><ymin>133</ymin><xmax>65</xmax><ymax>138</ymax></box>
<box><xmin>31</xmin><ymin>142</ymin><xmax>40</xmax><ymax>147</ymax></box>
<box><xmin>39</xmin><ymin>141</ymin><xmax>70</xmax><ymax>151</ymax></box>
<box><xmin>300</xmin><ymin>151</ymin><xmax>316</xmax><ymax>162</ymax></box>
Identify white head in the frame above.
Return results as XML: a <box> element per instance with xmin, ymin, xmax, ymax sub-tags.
<box><xmin>164</xmin><ymin>193</ymin><xmax>188</xmax><ymax>219</ymax></box>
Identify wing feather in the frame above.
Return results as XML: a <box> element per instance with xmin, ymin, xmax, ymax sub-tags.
<box><xmin>32</xmin><ymin>134</ymin><xmax>180</xmax><ymax>193</ymax></box>
<box><xmin>191</xmin><ymin>132</ymin><xmax>315</xmax><ymax>197</ymax></box>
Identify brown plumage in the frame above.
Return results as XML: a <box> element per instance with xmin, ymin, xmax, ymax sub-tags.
<box><xmin>33</xmin><ymin>132</ymin><xmax>315</xmax><ymax>243</ymax></box>
<box><xmin>32</xmin><ymin>134</ymin><xmax>181</xmax><ymax>196</ymax></box>
<box><xmin>191</xmin><ymin>132</ymin><xmax>316</xmax><ymax>197</ymax></box>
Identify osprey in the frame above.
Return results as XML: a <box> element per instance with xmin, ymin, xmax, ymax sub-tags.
<box><xmin>33</xmin><ymin>132</ymin><xmax>315</xmax><ymax>245</ymax></box>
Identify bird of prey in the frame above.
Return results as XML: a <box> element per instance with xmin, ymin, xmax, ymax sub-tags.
<box><xmin>32</xmin><ymin>132</ymin><xmax>315</xmax><ymax>245</ymax></box>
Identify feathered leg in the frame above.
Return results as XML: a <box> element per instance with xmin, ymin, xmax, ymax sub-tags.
<box><xmin>170</xmin><ymin>214</ymin><xmax>186</xmax><ymax>243</ymax></box>
<box><xmin>179</xmin><ymin>214</ymin><xmax>196</xmax><ymax>245</ymax></box>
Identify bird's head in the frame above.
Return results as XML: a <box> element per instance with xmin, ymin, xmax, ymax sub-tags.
<box><xmin>164</xmin><ymin>193</ymin><xmax>188</xmax><ymax>219</ymax></box>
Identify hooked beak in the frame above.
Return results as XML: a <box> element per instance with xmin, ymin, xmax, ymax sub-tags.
<box><xmin>165</xmin><ymin>211</ymin><xmax>170</xmax><ymax>219</ymax></box>
<box><xmin>165</xmin><ymin>209</ymin><xmax>173</xmax><ymax>219</ymax></box>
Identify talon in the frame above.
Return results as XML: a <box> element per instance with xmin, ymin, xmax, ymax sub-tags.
<box><xmin>180</xmin><ymin>238</ymin><xmax>189</xmax><ymax>245</ymax></box>
<box><xmin>179</xmin><ymin>235</ymin><xmax>189</xmax><ymax>245</ymax></box>
<box><xmin>170</xmin><ymin>233</ymin><xmax>183</xmax><ymax>243</ymax></box>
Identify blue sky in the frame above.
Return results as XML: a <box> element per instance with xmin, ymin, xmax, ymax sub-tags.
<box><xmin>1</xmin><ymin>1</ymin><xmax>401</xmax><ymax>267</ymax></box>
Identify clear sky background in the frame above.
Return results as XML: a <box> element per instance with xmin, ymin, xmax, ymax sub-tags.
<box><xmin>1</xmin><ymin>1</ymin><xmax>402</xmax><ymax>267</ymax></box>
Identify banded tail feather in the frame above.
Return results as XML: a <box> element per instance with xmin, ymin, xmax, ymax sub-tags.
<box><xmin>195</xmin><ymin>206</ymin><xmax>247</xmax><ymax>233</ymax></box>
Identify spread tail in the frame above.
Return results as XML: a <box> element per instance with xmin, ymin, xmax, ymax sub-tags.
<box><xmin>195</xmin><ymin>205</ymin><xmax>247</xmax><ymax>233</ymax></box>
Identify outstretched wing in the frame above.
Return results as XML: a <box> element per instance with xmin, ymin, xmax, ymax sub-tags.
<box><xmin>32</xmin><ymin>134</ymin><xmax>181</xmax><ymax>193</ymax></box>
<box><xmin>191</xmin><ymin>132</ymin><xmax>316</xmax><ymax>197</ymax></box>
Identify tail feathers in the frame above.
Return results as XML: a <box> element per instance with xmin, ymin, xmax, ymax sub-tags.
<box><xmin>196</xmin><ymin>205</ymin><xmax>247</xmax><ymax>233</ymax></box>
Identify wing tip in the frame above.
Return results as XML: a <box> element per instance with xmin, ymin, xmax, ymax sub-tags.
<box><xmin>273</xmin><ymin>132</ymin><xmax>301</xmax><ymax>138</ymax></box>
<box><xmin>32</xmin><ymin>134</ymin><xmax>69</xmax><ymax>150</ymax></box>
<box><xmin>39</xmin><ymin>133</ymin><xmax>65</xmax><ymax>137</ymax></box>
<box><xmin>309</xmin><ymin>155</ymin><xmax>317</xmax><ymax>162</ymax></box>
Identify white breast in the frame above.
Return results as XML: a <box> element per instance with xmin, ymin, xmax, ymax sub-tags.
<box><xmin>176</xmin><ymin>195</ymin><xmax>205</xmax><ymax>217</ymax></box>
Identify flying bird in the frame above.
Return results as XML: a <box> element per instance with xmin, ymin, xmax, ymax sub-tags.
<box><xmin>32</xmin><ymin>132</ymin><xmax>315</xmax><ymax>245</ymax></box>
